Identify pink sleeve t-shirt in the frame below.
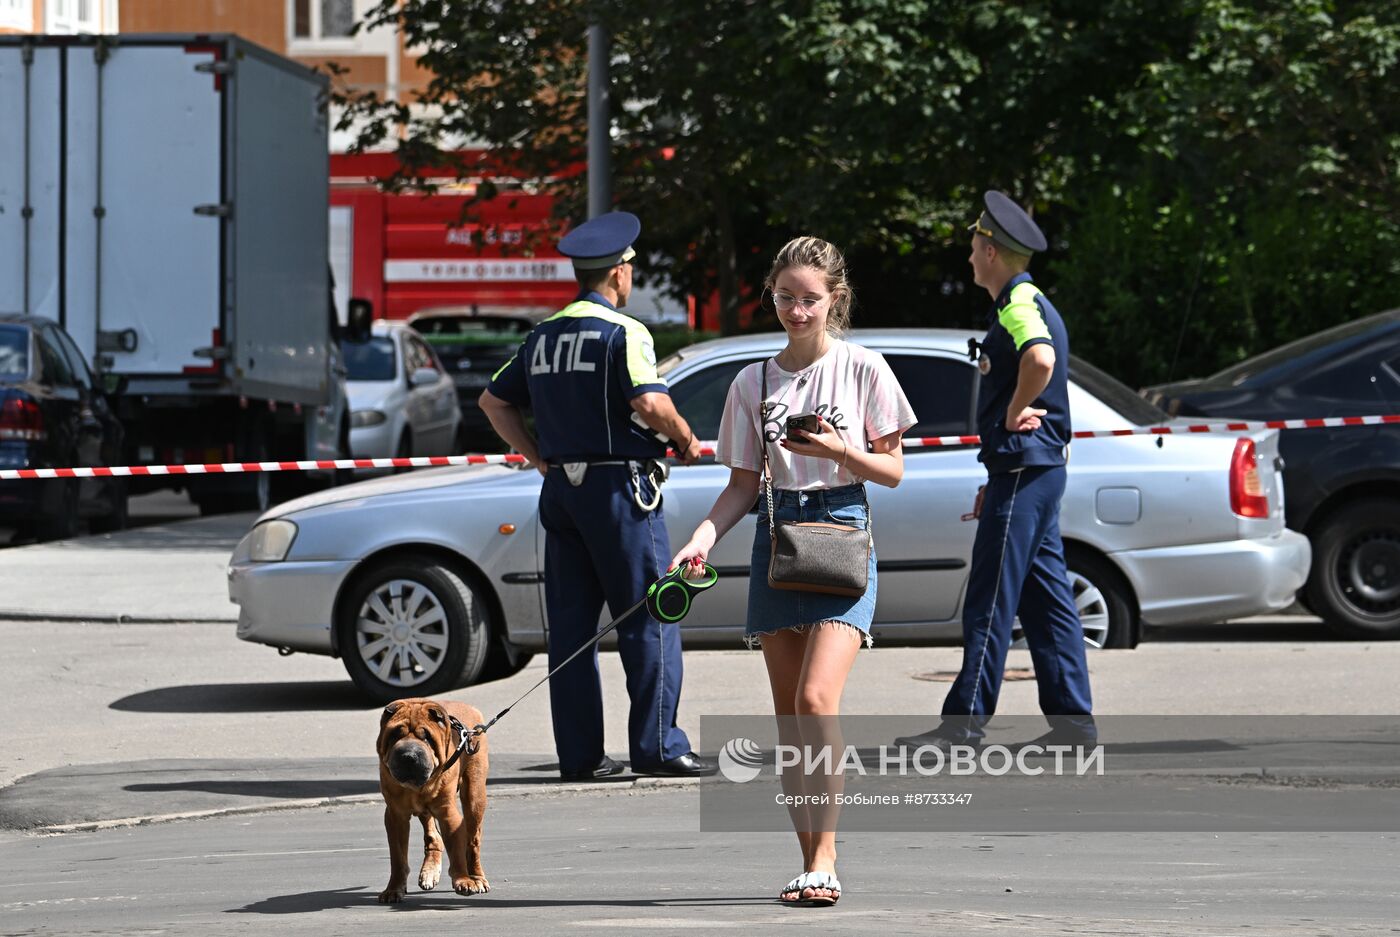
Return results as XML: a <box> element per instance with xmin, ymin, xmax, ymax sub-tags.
<box><xmin>715</xmin><ymin>339</ymin><xmax>917</xmax><ymax>491</ymax></box>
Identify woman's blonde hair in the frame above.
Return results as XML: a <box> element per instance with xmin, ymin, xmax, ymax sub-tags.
<box><xmin>764</xmin><ymin>236</ymin><xmax>853</xmax><ymax>335</ymax></box>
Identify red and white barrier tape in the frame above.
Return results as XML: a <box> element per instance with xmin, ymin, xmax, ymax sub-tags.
<box><xmin>3</xmin><ymin>413</ymin><xmax>1399</xmax><ymax>480</ymax></box>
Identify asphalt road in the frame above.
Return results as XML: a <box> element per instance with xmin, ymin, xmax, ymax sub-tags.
<box><xmin>1</xmin><ymin>788</ymin><xmax>1395</xmax><ymax>936</ymax></box>
<box><xmin>1</xmin><ymin>504</ymin><xmax>1397</xmax><ymax>934</ymax></box>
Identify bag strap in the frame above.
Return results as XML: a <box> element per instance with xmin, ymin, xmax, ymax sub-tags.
<box><xmin>760</xmin><ymin>360</ymin><xmax>776</xmax><ymax>540</ymax></box>
<box><xmin>759</xmin><ymin>357</ymin><xmax>873</xmax><ymax>547</ymax></box>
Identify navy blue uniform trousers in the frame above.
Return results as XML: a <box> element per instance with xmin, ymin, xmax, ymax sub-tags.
<box><xmin>942</xmin><ymin>465</ymin><xmax>1094</xmax><ymax>738</ymax></box>
<box><xmin>539</xmin><ymin>464</ymin><xmax>692</xmax><ymax>774</ymax></box>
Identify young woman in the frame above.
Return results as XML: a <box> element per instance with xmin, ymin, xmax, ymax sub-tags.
<box><xmin>670</xmin><ymin>236</ymin><xmax>915</xmax><ymax>906</ymax></box>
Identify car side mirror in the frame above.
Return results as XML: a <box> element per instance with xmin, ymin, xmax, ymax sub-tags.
<box><xmin>410</xmin><ymin>367</ymin><xmax>438</xmax><ymax>387</ymax></box>
<box><xmin>347</xmin><ymin>297</ymin><xmax>374</xmax><ymax>343</ymax></box>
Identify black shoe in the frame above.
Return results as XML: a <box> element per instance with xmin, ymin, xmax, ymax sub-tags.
<box><xmin>892</xmin><ymin>729</ymin><xmax>983</xmax><ymax>752</ymax></box>
<box><xmin>1016</xmin><ymin>729</ymin><xmax>1099</xmax><ymax>753</ymax></box>
<box><xmin>632</xmin><ymin>752</ymin><xmax>719</xmax><ymax>777</ymax></box>
<box><xmin>559</xmin><ymin>755</ymin><xmax>625</xmax><ymax>782</ymax></box>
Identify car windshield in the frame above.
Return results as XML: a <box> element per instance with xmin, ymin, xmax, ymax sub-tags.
<box><xmin>1069</xmin><ymin>356</ymin><xmax>1170</xmax><ymax>426</ymax></box>
<box><xmin>412</xmin><ymin>315</ymin><xmax>534</xmax><ymax>346</ymax></box>
<box><xmin>0</xmin><ymin>325</ymin><xmax>28</xmax><ymax>380</ymax></box>
<box><xmin>340</xmin><ymin>336</ymin><xmax>397</xmax><ymax>381</ymax></box>
<box><xmin>1208</xmin><ymin>311</ymin><xmax>1400</xmax><ymax>386</ymax></box>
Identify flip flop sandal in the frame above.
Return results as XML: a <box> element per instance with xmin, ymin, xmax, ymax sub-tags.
<box><xmin>801</xmin><ymin>871</ymin><xmax>841</xmax><ymax>906</ymax></box>
<box><xmin>779</xmin><ymin>873</ymin><xmax>808</xmax><ymax>902</ymax></box>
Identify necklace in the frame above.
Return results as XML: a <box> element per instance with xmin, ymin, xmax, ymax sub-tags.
<box><xmin>778</xmin><ymin>342</ymin><xmax>829</xmax><ymax>388</ymax></box>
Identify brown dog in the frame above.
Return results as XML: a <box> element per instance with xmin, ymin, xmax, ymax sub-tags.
<box><xmin>377</xmin><ymin>698</ymin><xmax>490</xmax><ymax>903</ymax></box>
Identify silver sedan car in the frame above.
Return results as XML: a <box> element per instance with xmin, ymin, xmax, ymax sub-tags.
<box><xmin>342</xmin><ymin>322</ymin><xmax>462</xmax><ymax>463</ymax></box>
<box><xmin>229</xmin><ymin>330</ymin><xmax>1311</xmax><ymax>702</ymax></box>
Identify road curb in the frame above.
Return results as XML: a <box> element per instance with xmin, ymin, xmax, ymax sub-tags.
<box><xmin>0</xmin><ymin>611</ymin><xmax>234</xmax><ymax>624</ymax></box>
<box><xmin>31</xmin><ymin>776</ymin><xmax>704</xmax><ymax>835</ymax></box>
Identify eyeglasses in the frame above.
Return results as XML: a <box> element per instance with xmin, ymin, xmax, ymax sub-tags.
<box><xmin>771</xmin><ymin>291</ymin><xmax>827</xmax><ymax>312</ymax></box>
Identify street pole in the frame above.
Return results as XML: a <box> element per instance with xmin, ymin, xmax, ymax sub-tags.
<box><xmin>587</xmin><ymin>23</ymin><xmax>610</xmax><ymax>219</ymax></box>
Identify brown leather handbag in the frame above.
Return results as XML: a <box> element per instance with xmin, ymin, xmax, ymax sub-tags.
<box><xmin>760</xmin><ymin>360</ymin><xmax>871</xmax><ymax>597</ymax></box>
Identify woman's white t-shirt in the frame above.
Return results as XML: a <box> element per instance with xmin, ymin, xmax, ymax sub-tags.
<box><xmin>714</xmin><ymin>339</ymin><xmax>917</xmax><ymax>491</ymax></box>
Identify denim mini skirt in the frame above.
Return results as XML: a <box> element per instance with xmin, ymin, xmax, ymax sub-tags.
<box><xmin>745</xmin><ymin>483</ymin><xmax>877</xmax><ymax>648</ymax></box>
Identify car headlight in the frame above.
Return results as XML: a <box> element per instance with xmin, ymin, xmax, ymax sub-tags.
<box><xmin>247</xmin><ymin>519</ymin><xmax>298</xmax><ymax>562</ymax></box>
<box><xmin>351</xmin><ymin>409</ymin><xmax>387</xmax><ymax>428</ymax></box>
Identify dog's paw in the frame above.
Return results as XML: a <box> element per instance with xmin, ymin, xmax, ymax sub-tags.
<box><xmin>379</xmin><ymin>885</ymin><xmax>407</xmax><ymax>904</ymax></box>
<box><xmin>453</xmin><ymin>875</ymin><xmax>490</xmax><ymax>896</ymax></box>
<box><xmin>418</xmin><ymin>865</ymin><xmax>441</xmax><ymax>891</ymax></box>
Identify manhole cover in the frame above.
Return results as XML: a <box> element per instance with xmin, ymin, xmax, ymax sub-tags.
<box><xmin>913</xmin><ymin>668</ymin><xmax>1036</xmax><ymax>683</ymax></box>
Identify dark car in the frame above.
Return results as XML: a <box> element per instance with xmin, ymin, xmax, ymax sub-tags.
<box><xmin>0</xmin><ymin>314</ymin><xmax>127</xmax><ymax>541</ymax></box>
<box><xmin>406</xmin><ymin>306</ymin><xmax>547</xmax><ymax>449</ymax></box>
<box><xmin>1143</xmin><ymin>309</ymin><xmax>1400</xmax><ymax>638</ymax></box>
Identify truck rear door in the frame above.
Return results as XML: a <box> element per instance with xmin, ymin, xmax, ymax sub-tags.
<box><xmin>0</xmin><ymin>39</ymin><xmax>222</xmax><ymax>375</ymax></box>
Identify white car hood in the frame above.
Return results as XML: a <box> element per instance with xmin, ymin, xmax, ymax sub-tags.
<box><xmin>347</xmin><ymin>380</ymin><xmax>399</xmax><ymax>412</ymax></box>
<box><xmin>258</xmin><ymin>463</ymin><xmax>533</xmax><ymax>521</ymax></box>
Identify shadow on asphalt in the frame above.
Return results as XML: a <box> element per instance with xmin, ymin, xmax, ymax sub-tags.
<box><xmin>125</xmin><ymin>779</ymin><xmax>379</xmax><ymax>798</ymax></box>
<box><xmin>229</xmin><ymin>889</ymin><xmax>774</xmax><ymax>914</ymax></box>
<box><xmin>110</xmin><ymin>681</ymin><xmax>374</xmax><ymax>713</ymax></box>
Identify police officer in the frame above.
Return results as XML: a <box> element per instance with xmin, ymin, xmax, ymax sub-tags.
<box><xmin>478</xmin><ymin>211</ymin><xmax>718</xmax><ymax>780</ymax></box>
<box><xmin>897</xmin><ymin>192</ymin><xmax>1095</xmax><ymax>750</ymax></box>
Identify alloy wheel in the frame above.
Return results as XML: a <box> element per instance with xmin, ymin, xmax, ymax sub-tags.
<box><xmin>354</xmin><ymin>578</ymin><xmax>452</xmax><ymax>689</ymax></box>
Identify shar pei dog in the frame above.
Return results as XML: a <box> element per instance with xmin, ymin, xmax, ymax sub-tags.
<box><xmin>377</xmin><ymin>698</ymin><xmax>489</xmax><ymax>903</ymax></box>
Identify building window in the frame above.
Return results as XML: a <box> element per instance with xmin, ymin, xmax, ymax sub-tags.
<box><xmin>46</xmin><ymin>0</ymin><xmax>102</xmax><ymax>34</ymax></box>
<box><xmin>0</xmin><ymin>0</ymin><xmax>33</xmax><ymax>32</ymax></box>
<box><xmin>292</xmin><ymin>0</ymin><xmax>356</xmax><ymax>41</ymax></box>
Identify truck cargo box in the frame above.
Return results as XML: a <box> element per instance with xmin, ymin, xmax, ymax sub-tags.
<box><xmin>0</xmin><ymin>34</ymin><xmax>331</xmax><ymax>406</ymax></box>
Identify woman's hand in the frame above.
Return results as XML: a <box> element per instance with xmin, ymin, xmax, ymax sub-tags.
<box><xmin>779</xmin><ymin>415</ymin><xmax>848</xmax><ymax>463</ymax></box>
<box><xmin>669</xmin><ymin>523</ymin><xmax>716</xmax><ymax>576</ymax></box>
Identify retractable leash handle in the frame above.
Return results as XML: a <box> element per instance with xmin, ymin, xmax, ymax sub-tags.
<box><xmin>647</xmin><ymin>563</ymin><xmax>719</xmax><ymax>624</ymax></box>
<box><xmin>468</xmin><ymin>563</ymin><xmax>720</xmax><ymax>740</ymax></box>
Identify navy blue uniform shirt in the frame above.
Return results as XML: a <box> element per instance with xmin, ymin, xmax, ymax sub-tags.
<box><xmin>976</xmin><ymin>273</ymin><xmax>1072</xmax><ymax>474</ymax></box>
<box><xmin>487</xmin><ymin>291</ymin><xmax>668</xmax><ymax>462</ymax></box>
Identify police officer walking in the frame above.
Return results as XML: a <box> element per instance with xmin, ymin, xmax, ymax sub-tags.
<box><xmin>479</xmin><ymin>211</ymin><xmax>718</xmax><ymax>780</ymax></box>
<box><xmin>897</xmin><ymin>192</ymin><xmax>1096</xmax><ymax>750</ymax></box>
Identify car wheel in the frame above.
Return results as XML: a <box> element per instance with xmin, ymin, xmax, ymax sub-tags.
<box><xmin>34</xmin><ymin>479</ymin><xmax>80</xmax><ymax>542</ymax></box>
<box><xmin>1306</xmin><ymin>498</ymin><xmax>1400</xmax><ymax>639</ymax></box>
<box><xmin>392</xmin><ymin>430</ymin><xmax>413</xmax><ymax>474</ymax></box>
<box><xmin>337</xmin><ymin>555</ymin><xmax>490</xmax><ymax>703</ymax></box>
<box><xmin>89</xmin><ymin>479</ymin><xmax>129</xmax><ymax>534</ymax></box>
<box><xmin>1015</xmin><ymin>550</ymin><xmax>1139</xmax><ymax>650</ymax></box>
<box><xmin>333</xmin><ymin>416</ymin><xmax>354</xmax><ymax>488</ymax></box>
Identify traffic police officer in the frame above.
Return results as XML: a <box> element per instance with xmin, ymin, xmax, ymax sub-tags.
<box><xmin>479</xmin><ymin>211</ymin><xmax>718</xmax><ymax>780</ymax></box>
<box><xmin>898</xmin><ymin>191</ymin><xmax>1095</xmax><ymax>749</ymax></box>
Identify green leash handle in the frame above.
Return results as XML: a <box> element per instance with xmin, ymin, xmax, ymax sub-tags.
<box><xmin>647</xmin><ymin>563</ymin><xmax>719</xmax><ymax>623</ymax></box>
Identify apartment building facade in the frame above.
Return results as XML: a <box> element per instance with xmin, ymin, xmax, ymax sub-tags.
<box><xmin>0</xmin><ymin>0</ymin><xmax>119</xmax><ymax>34</ymax></box>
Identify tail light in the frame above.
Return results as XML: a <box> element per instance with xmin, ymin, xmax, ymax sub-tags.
<box><xmin>0</xmin><ymin>397</ymin><xmax>46</xmax><ymax>442</ymax></box>
<box><xmin>1229</xmin><ymin>437</ymin><xmax>1269</xmax><ymax>518</ymax></box>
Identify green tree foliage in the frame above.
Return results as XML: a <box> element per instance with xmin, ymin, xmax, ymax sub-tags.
<box><xmin>334</xmin><ymin>0</ymin><xmax>1400</xmax><ymax>386</ymax></box>
<box><xmin>1052</xmin><ymin>0</ymin><xmax>1400</xmax><ymax>384</ymax></box>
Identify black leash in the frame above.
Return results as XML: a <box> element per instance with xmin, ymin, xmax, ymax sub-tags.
<box><xmin>462</xmin><ymin>564</ymin><xmax>719</xmax><ymax>745</ymax></box>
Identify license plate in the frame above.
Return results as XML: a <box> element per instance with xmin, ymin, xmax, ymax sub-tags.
<box><xmin>454</xmin><ymin>373</ymin><xmax>491</xmax><ymax>388</ymax></box>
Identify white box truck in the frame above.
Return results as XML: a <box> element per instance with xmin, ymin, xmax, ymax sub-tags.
<box><xmin>0</xmin><ymin>34</ymin><xmax>347</xmax><ymax>513</ymax></box>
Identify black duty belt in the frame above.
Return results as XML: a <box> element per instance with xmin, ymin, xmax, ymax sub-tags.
<box><xmin>546</xmin><ymin>458</ymin><xmax>634</xmax><ymax>468</ymax></box>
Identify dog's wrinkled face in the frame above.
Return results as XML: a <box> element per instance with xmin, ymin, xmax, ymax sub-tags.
<box><xmin>379</xmin><ymin>700</ymin><xmax>453</xmax><ymax>789</ymax></box>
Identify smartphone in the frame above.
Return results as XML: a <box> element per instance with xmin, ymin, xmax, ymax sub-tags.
<box><xmin>785</xmin><ymin>412</ymin><xmax>820</xmax><ymax>442</ymax></box>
